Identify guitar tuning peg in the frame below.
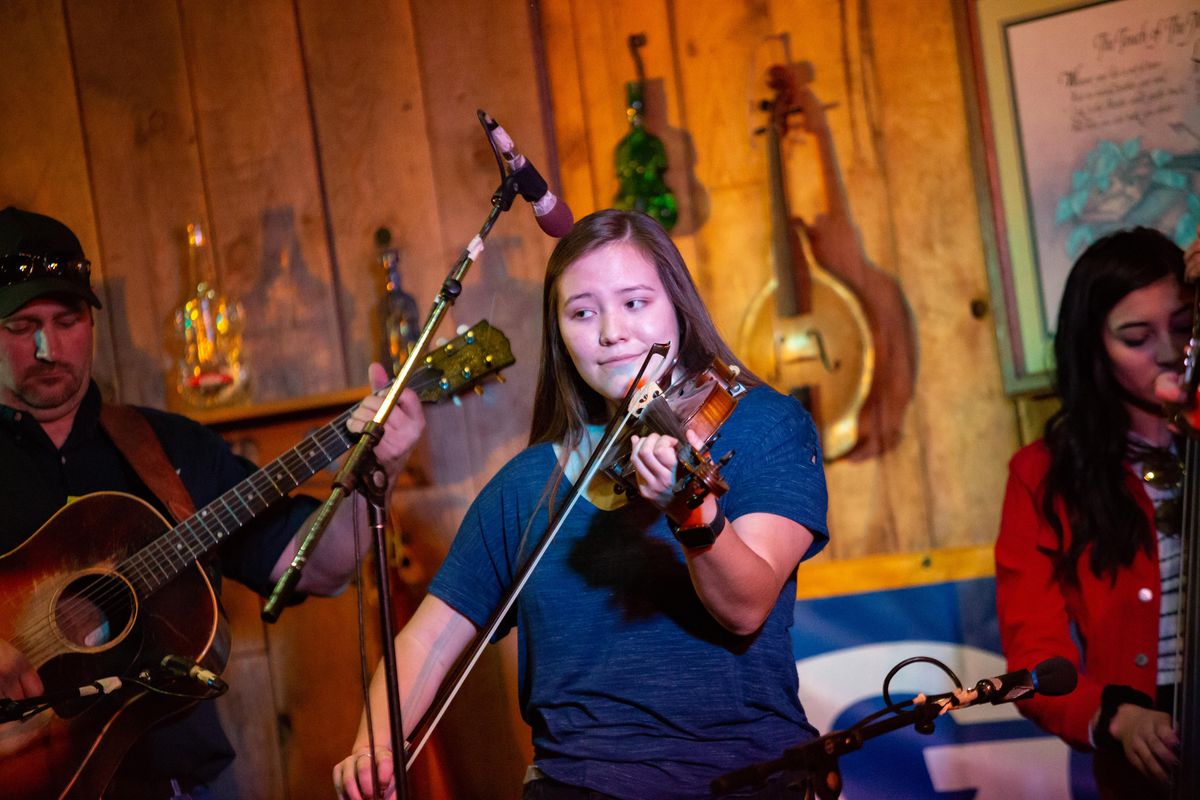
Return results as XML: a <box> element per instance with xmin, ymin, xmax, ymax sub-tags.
<box><xmin>473</xmin><ymin>385</ymin><xmax>485</xmax><ymax>396</ymax></box>
<box><xmin>456</xmin><ymin>324</ymin><xmax>469</xmax><ymax>336</ymax></box>
<box><xmin>495</xmin><ymin>373</ymin><xmax>506</xmax><ymax>384</ymax></box>
<box><xmin>452</xmin><ymin>395</ymin><xmax>463</xmax><ymax>407</ymax></box>
<box><xmin>434</xmin><ymin>336</ymin><xmax>448</xmax><ymax>347</ymax></box>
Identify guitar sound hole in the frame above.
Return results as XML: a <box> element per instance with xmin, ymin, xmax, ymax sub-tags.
<box><xmin>53</xmin><ymin>572</ymin><xmax>136</xmax><ymax>651</ymax></box>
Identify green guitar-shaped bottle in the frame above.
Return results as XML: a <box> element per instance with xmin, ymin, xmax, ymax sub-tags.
<box><xmin>614</xmin><ymin>33</ymin><xmax>678</xmax><ymax>230</ymax></box>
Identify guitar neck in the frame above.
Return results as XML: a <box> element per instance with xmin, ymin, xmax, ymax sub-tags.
<box><xmin>113</xmin><ymin>318</ymin><xmax>514</xmax><ymax>597</ymax></box>
<box><xmin>118</xmin><ymin>369</ymin><xmax>439</xmax><ymax>597</ymax></box>
<box><xmin>120</xmin><ymin>407</ymin><xmax>361</xmax><ymax>597</ymax></box>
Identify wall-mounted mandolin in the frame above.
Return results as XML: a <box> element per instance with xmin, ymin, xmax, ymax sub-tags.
<box><xmin>738</xmin><ymin>61</ymin><xmax>915</xmax><ymax>461</ymax></box>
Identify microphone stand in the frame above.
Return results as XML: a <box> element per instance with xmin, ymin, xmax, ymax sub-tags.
<box><xmin>711</xmin><ymin>702</ymin><xmax>945</xmax><ymax>799</ymax></box>
<box><xmin>360</xmin><ymin>453</ymin><xmax>410</xmax><ymax>800</ymax></box>
<box><xmin>262</xmin><ymin>114</ymin><xmax>531</xmax><ymax>797</ymax></box>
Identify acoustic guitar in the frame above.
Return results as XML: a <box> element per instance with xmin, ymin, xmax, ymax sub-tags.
<box><xmin>0</xmin><ymin>321</ymin><xmax>514</xmax><ymax>800</ymax></box>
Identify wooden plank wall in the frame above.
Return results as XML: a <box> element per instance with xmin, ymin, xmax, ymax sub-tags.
<box><xmin>0</xmin><ymin>0</ymin><xmax>1023</xmax><ymax>797</ymax></box>
<box><xmin>541</xmin><ymin>0</ymin><xmax>1020</xmax><ymax>559</ymax></box>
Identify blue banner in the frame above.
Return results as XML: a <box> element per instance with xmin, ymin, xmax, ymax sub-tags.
<box><xmin>790</xmin><ymin>577</ymin><xmax>1098</xmax><ymax>799</ymax></box>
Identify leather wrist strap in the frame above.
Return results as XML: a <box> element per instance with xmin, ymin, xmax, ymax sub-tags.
<box><xmin>667</xmin><ymin>499</ymin><xmax>725</xmax><ymax>549</ymax></box>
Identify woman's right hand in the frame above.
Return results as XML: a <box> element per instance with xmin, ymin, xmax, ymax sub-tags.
<box><xmin>1107</xmin><ymin>703</ymin><xmax>1179</xmax><ymax>785</ymax></box>
<box><xmin>333</xmin><ymin>745</ymin><xmax>395</xmax><ymax>800</ymax></box>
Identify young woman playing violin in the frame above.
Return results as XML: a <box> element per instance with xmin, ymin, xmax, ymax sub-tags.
<box><xmin>996</xmin><ymin>226</ymin><xmax>1200</xmax><ymax>798</ymax></box>
<box><xmin>334</xmin><ymin>209</ymin><xmax>829</xmax><ymax>800</ymax></box>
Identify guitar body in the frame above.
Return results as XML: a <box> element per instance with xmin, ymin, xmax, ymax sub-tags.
<box><xmin>739</xmin><ymin>226</ymin><xmax>873</xmax><ymax>458</ymax></box>
<box><xmin>0</xmin><ymin>492</ymin><xmax>225</xmax><ymax>800</ymax></box>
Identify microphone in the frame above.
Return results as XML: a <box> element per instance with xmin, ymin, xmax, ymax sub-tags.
<box><xmin>948</xmin><ymin>657</ymin><xmax>1077</xmax><ymax>709</ymax></box>
<box><xmin>159</xmin><ymin>655</ymin><xmax>229</xmax><ymax>692</ymax></box>
<box><xmin>482</xmin><ymin>112</ymin><xmax>574</xmax><ymax>237</ymax></box>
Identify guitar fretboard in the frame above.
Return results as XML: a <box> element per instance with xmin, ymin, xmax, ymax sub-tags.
<box><xmin>109</xmin><ymin>319</ymin><xmax>511</xmax><ymax>598</ymax></box>
<box><xmin>119</xmin><ymin>406</ymin><xmax>358</xmax><ymax>597</ymax></box>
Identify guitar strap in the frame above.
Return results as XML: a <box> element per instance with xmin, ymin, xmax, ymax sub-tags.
<box><xmin>99</xmin><ymin>404</ymin><xmax>197</xmax><ymax>523</ymax></box>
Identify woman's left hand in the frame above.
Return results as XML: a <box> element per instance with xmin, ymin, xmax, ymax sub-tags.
<box><xmin>629</xmin><ymin>432</ymin><xmax>678</xmax><ymax>510</ymax></box>
<box><xmin>630</xmin><ymin>429</ymin><xmax>706</xmax><ymax>512</ymax></box>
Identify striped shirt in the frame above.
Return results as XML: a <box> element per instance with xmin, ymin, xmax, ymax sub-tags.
<box><xmin>1131</xmin><ymin>445</ymin><xmax>1182</xmax><ymax>686</ymax></box>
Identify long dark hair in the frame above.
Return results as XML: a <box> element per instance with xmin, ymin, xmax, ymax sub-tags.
<box><xmin>529</xmin><ymin>209</ymin><xmax>758</xmax><ymax>448</ymax></box>
<box><xmin>1043</xmin><ymin>226</ymin><xmax>1184</xmax><ymax>583</ymax></box>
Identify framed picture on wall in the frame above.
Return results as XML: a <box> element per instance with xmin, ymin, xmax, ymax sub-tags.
<box><xmin>962</xmin><ymin>0</ymin><xmax>1200</xmax><ymax>393</ymax></box>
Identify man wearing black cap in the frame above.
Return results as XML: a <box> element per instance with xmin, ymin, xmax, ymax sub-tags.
<box><xmin>0</xmin><ymin>207</ymin><xmax>426</xmax><ymax>798</ymax></box>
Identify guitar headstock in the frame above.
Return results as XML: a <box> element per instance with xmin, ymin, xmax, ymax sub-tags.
<box><xmin>416</xmin><ymin>320</ymin><xmax>515</xmax><ymax>403</ymax></box>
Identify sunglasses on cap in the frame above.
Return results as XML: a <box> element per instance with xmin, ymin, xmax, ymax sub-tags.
<box><xmin>0</xmin><ymin>252</ymin><xmax>93</xmax><ymax>289</ymax></box>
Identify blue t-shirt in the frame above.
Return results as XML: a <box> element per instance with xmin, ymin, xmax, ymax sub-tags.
<box><xmin>431</xmin><ymin>386</ymin><xmax>829</xmax><ymax>799</ymax></box>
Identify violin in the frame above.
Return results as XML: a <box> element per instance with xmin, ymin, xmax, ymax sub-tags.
<box><xmin>602</xmin><ymin>357</ymin><xmax>747</xmax><ymax>516</ymax></box>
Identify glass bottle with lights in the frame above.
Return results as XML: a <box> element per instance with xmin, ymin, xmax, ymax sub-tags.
<box><xmin>375</xmin><ymin>226</ymin><xmax>420</xmax><ymax>376</ymax></box>
<box><xmin>168</xmin><ymin>221</ymin><xmax>248</xmax><ymax>408</ymax></box>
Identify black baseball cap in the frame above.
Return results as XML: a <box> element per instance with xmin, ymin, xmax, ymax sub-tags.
<box><xmin>0</xmin><ymin>206</ymin><xmax>103</xmax><ymax>317</ymax></box>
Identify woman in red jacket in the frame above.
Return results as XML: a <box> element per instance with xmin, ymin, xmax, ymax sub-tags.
<box><xmin>995</xmin><ymin>226</ymin><xmax>1196</xmax><ymax>797</ymax></box>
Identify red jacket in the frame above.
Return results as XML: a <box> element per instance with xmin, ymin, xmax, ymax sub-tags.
<box><xmin>994</xmin><ymin>440</ymin><xmax>1160</xmax><ymax>750</ymax></box>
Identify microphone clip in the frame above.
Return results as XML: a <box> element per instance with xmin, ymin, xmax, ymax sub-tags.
<box><xmin>136</xmin><ymin>655</ymin><xmax>229</xmax><ymax>697</ymax></box>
